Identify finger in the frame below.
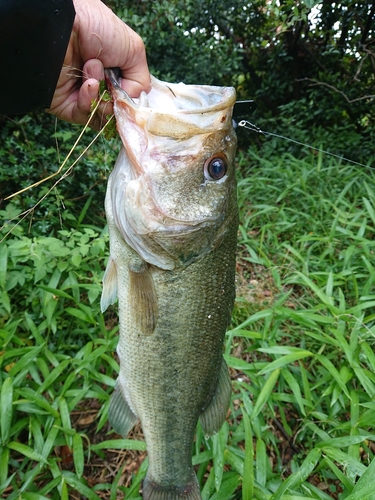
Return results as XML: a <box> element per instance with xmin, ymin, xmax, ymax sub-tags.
<box><xmin>78</xmin><ymin>78</ymin><xmax>99</xmax><ymax>117</ymax></box>
<box><xmin>82</xmin><ymin>59</ymin><xmax>104</xmax><ymax>82</ymax></box>
<box><xmin>120</xmin><ymin>62</ymin><xmax>151</xmax><ymax>98</ymax></box>
<box><xmin>54</xmin><ymin>79</ymin><xmax>100</xmax><ymax>129</ymax></box>
<box><xmin>118</xmin><ymin>27</ymin><xmax>151</xmax><ymax>97</ymax></box>
<box><xmin>74</xmin><ymin>78</ymin><xmax>113</xmax><ymax>130</ymax></box>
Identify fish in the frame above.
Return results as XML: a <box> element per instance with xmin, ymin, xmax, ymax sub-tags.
<box><xmin>101</xmin><ymin>68</ymin><xmax>238</xmax><ymax>500</ymax></box>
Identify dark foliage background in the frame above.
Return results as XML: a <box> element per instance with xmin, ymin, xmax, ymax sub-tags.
<box><xmin>106</xmin><ymin>0</ymin><xmax>375</xmax><ymax>163</ymax></box>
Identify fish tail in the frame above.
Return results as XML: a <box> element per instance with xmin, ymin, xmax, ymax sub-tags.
<box><xmin>142</xmin><ymin>474</ymin><xmax>201</xmax><ymax>500</ymax></box>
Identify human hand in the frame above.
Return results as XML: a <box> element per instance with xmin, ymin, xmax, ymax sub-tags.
<box><xmin>47</xmin><ymin>0</ymin><xmax>151</xmax><ymax>129</ymax></box>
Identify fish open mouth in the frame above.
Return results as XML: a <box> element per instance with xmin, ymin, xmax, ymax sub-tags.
<box><xmin>104</xmin><ymin>68</ymin><xmax>236</xmax><ymax>138</ymax></box>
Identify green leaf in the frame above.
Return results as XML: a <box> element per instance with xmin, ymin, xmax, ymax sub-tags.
<box><xmin>8</xmin><ymin>344</ymin><xmax>44</xmax><ymax>377</ymax></box>
<box><xmin>287</xmin><ymin>272</ymin><xmax>337</xmax><ymax>308</ymax></box>
<box><xmin>0</xmin><ymin>290</ymin><xmax>10</xmax><ymax>314</ymax></box>
<box><xmin>224</xmin><ymin>447</ymin><xmax>244</xmax><ymax>476</ymax></box>
<box><xmin>281</xmin><ymin>368</ymin><xmax>306</xmax><ymax>415</ymax></box>
<box><xmin>345</xmin><ymin>482</ymin><xmax>375</xmax><ymax>500</ymax></box>
<box><xmin>212</xmin><ymin>421</ymin><xmax>228</xmax><ymax>492</ymax></box>
<box><xmin>7</xmin><ymin>441</ymin><xmax>47</xmax><ymax>463</ymax></box>
<box><xmin>224</xmin><ymin>354</ymin><xmax>253</xmax><ymax>371</ymax></box>
<box><xmin>38</xmin><ymin>285</ymin><xmax>75</xmax><ymax>301</ymax></box>
<box><xmin>258</xmin><ymin>351</ymin><xmax>312</xmax><ymax>375</ymax></box>
<box><xmin>91</xmin><ymin>439</ymin><xmax>146</xmax><ymax>451</ymax></box>
<box><xmin>0</xmin><ymin>446</ymin><xmax>9</xmax><ymax>486</ymax></box>
<box><xmin>61</xmin><ymin>477</ymin><xmax>69</xmax><ymax>500</ymax></box>
<box><xmin>201</xmin><ymin>468</ymin><xmax>215</xmax><ymax>500</ymax></box>
<box><xmin>192</xmin><ymin>449</ymin><xmax>213</xmax><ymax>466</ymax></box>
<box><xmin>0</xmin><ymin>244</ymin><xmax>7</xmax><ymax>289</ymax></box>
<box><xmin>16</xmin><ymin>388</ymin><xmax>59</xmax><ymax>418</ymax></box>
<box><xmin>324</xmin><ymin>456</ymin><xmax>353</xmax><ymax>492</ymax></box>
<box><xmin>62</xmin><ymin>471</ymin><xmax>101</xmax><ymax>500</ymax></box>
<box><xmin>30</xmin><ymin>416</ymin><xmax>44</xmax><ymax>454</ymax></box>
<box><xmin>226</xmin><ymin>329</ymin><xmax>262</xmax><ymax>339</ymax></box>
<box><xmin>71</xmin><ymin>253</ymin><xmax>82</xmax><ymax>267</ymax></box>
<box><xmin>321</xmin><ymin>447</ymin><xmax>366</xmax><ymax>476</ymax></box>
<box><xmin>0</xmin><ymin>377</ymin><xmax>13</xmax><ymax>445</ymax></box>
<box><xmin>252</xmin><ymin>369</ymin><xmax>280</xmax><ymax>420</ymax></box>
<box><xmin>73</xmin><ymin>433</ymin><xmax>84</xmax><ymax>478</ymax></box>
<box><xmin>20</xmin><ymin>494</ymin><xmax>51</xmax><ymax>500</ymax></box>
<box><xmin>208</xmin><ymin>472</ymin><xmax>240</xmax><ymax>499</ymax></box>
<box><xmin>345</xmin><ymin>456</ymin><xmax>375</xmax><ymax>499</ymax></box>
<box><xmin>255</xmin><ymin>438</ymin><xmax>267</xmax><ymax>487</ymax></box>
<box><xmin>317</xmin><ymin>435</ymin><xmax>375</xmax><ymax>449</ymax></box>
<box><xmin>36</xmin><ymin>359</ymin><xmax>71</xmax><ymax>394</ymax></box>
<box><xmin>65</xmin><ymin>306</ymin><xmax>96</xmax><ymax>324</ymax></box>
<box><xmin>361</xmin><ymin>342</ymin><xmax>375</xmax><ymax>372</ymax></box>
<box><xmin>242</xmin><ymin>409</ymin><xmax>254</xmax><ymax>500</ymax></box>
<box><xmin>234</xmin><ymin>309</ymin><xmax>274</xmax><ymax>329</ymax></box>
<box><xmin>363</xmin><ymin>197</ymin><xmax>375</xmax><ymax>226</ymax></box>
<box><xmin>37</xmin><ymin>477</ymin><xmax>62</xmax><ymax>497</ymax></box>
<box><xmin>41</xmin><ymin>424</ymin><xmax>60</xmax><ymax>460</ymax></box>
<box><xmin>271</xmin><ymin>448</ymin><xmax>321</xmax><ymax>499</ymax></box>
<box><xmin>352</xmin><ymin>366</ymin><xmax>375</xmax><ymax>398</ymax></box>
<box><xmin>315</xmin><ymin>354</ymin><xmax>351</xmax><ymax>399</ymax></box>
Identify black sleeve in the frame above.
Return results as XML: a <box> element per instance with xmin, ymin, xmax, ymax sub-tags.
<box><xmin>0</xmin><ymin>0</ymin><xmax>75</xmax><ymax>115</ymax></box>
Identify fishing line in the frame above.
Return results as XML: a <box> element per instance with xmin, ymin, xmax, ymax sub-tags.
<box><xmin>237</xmin><ymin>119</ymin><xmax>374</xmax><ymax>172</ymax></box>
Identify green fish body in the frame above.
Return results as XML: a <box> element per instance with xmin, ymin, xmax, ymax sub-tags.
<box><xmin>101</xmin><ymin>70</ymin><xmax>238</xmax><ymax>500</ymax></box>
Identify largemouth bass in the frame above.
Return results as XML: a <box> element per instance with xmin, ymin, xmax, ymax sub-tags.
<box><xmin>101</xmin><ymin>68</ymin><xmax>238</xmax><ymax>500</ymax></box>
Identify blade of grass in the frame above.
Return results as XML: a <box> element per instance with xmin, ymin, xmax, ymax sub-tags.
<box><xmin>252</xmin><ymin>369</ymin><xmax>280</xmax><ymax>420</ymax></box>
<box><xmin>270</xmin><ymin>448</ymin><xmax>321</xmax><ymax>500</ymax></box>
<box><xmin>212</xmin><ymin>421</ymin><xmax>228</xmax><ymax>492</ymax></box>
<box><xmin>0</xmin><ymin>377</ymin><xmax>13</xmax><ymax>445</ymax></box>
<box><xmin>242</xmin><ymin>409</ymin><xmax>254</xmax><ymax>500</ymax></box>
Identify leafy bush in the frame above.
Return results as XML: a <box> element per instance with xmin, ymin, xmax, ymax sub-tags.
<box><xmin>236</xmin><ymin>98</ymin><xmax>375</xmax><ymax>165</ymax></box>
<box><xmin>0</xmin><ymin>113</ymin><xmax>118</xmax><ymax>235</ymax></box>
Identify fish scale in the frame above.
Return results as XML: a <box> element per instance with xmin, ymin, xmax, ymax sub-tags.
<box><xmin>101</xmin><ymin>69</ymin><xmax>238</xmax><ymax>499</ymax></box>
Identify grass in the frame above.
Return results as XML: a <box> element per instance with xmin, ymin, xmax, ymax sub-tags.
<box><xmin>1</xmin><ymin>132</ymin><xmax>375</xmax><ymax>499</ymax></box>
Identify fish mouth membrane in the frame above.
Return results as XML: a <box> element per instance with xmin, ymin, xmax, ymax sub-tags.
<box><xmin>105</xmin><ymin>68</ymin><xmax>236</xmax><ymax>126</ymax></box>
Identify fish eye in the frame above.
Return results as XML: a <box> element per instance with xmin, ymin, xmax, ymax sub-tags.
<box><xmin>204</xmin><ymin>153</ymin><xmax>228</xmax><ymax>181</ymax></box>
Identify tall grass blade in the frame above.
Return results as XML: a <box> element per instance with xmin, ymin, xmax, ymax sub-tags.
<box><xmin>0</xmin><ymin>377</ymin><xmax>13</xmax><ymax>445</ymax></box>
<box><xmin>270</xmin><ymin>448</ymin><xmax>321</xmax><ymax>500</ymax></box>
<box><xmin>242</xmin><ymin>409</ymin><xmax>254</xmax><ymax>500</ymax></box>
<box><xmin>252</xmin><ymin>369</ymin><xmax>280</xmax><ymax>420</ymax></box>
<box><xmin>344</xmin><ymin>456</ymin><xmax>375</xmax><ymax>499</ymax></box>
<box><xmin>73</xmin><ymin>432</ymin><xmax>84</xmax><ymax>478</ymax></box>
<box><xmin>212</xmin><ymin>421</ymin><xmax>228</xmax><ymax>492</ymax></box>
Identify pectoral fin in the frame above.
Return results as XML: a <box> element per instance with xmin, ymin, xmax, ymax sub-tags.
<box><xmin>100</xmin><ymin>257</ymin><xmax>118</xmax><ymax>313</ymax></box>
<box><xmin>200</xmin><ymin>358</ymin><xmax>232</xmax><ymax>435</ymax></box>
<box><xmin>109</xmin><ymin>382</ymin><xmax>139</xmax><ymax>437</ymax></box>
<box><xmin>129</xmin><ymin>258</ymin><xmax>158</xmax><ymax>335</ymax></box>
